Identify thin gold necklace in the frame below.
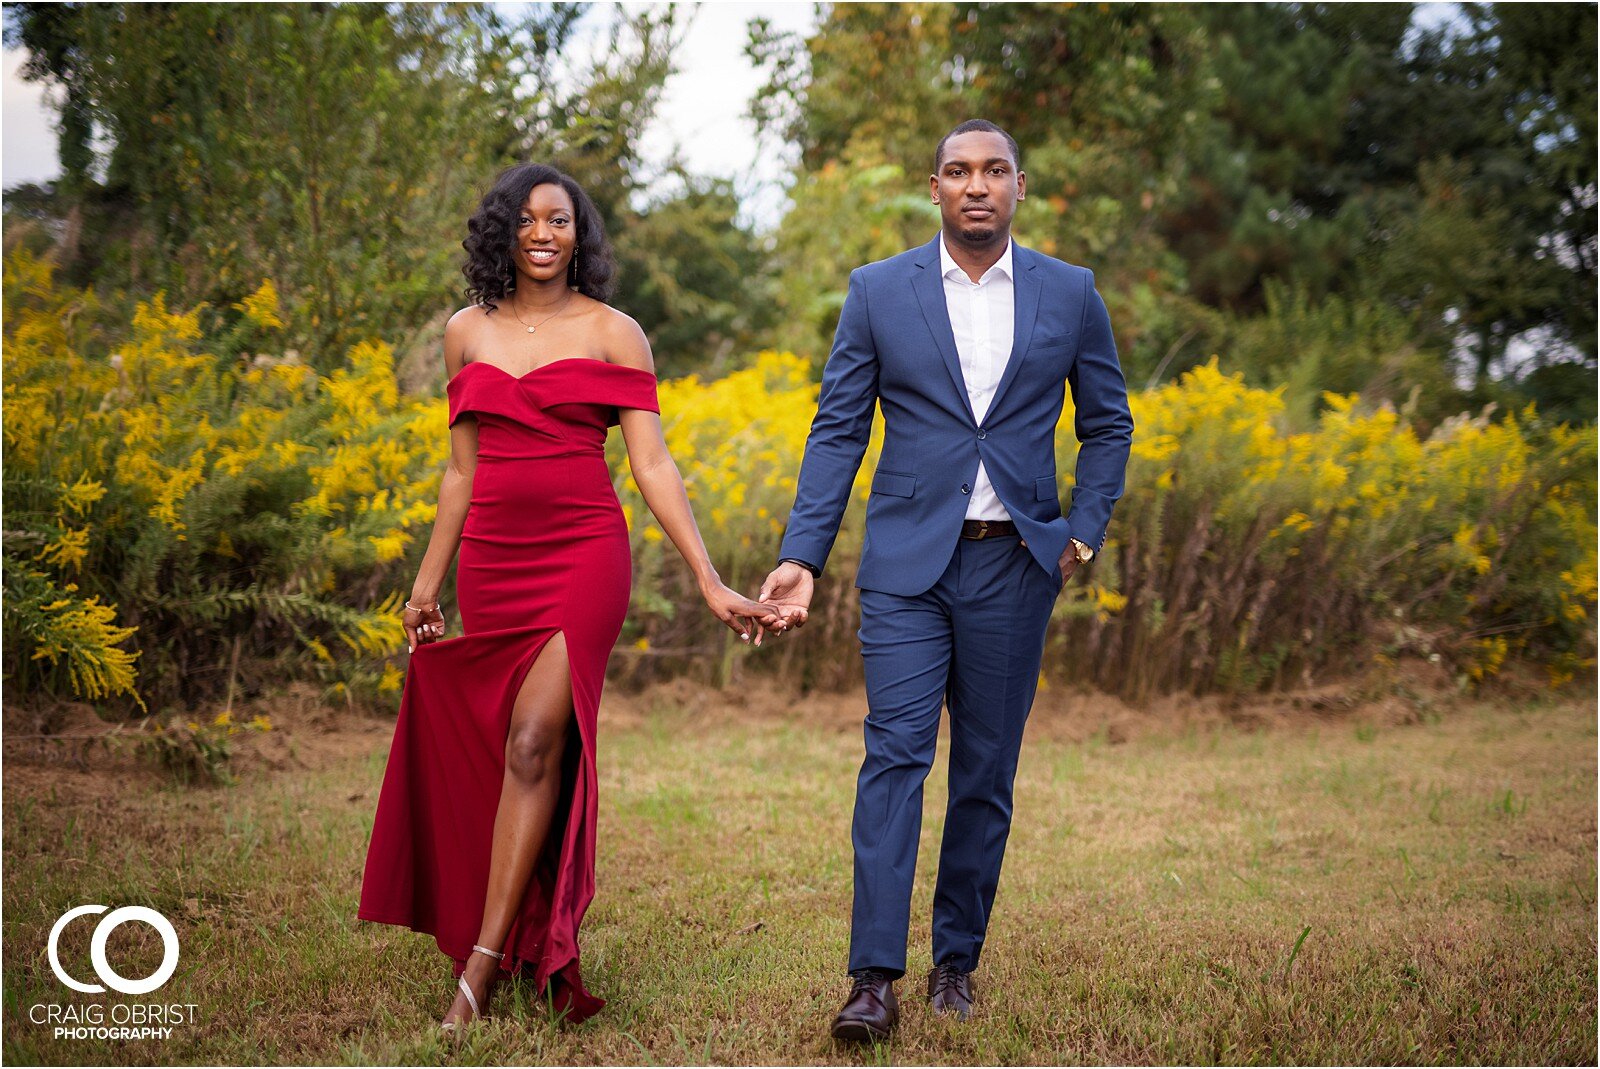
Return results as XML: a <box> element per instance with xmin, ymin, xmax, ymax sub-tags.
<box><xmin>511</xmin><ymin>290</ymin><xmax>573</xmax><ymax>334</ymax></box>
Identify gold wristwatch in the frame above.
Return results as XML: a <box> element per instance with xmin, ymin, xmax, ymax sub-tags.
<box><xmin>1070</xmin><ymin>537</ymin><xmax>1095</xmax><ymax>564</ymax></box>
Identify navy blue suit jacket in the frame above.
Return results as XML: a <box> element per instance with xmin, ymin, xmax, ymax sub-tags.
<box><xmin>778</xmin><ymin>233</ymin><xmax>1135</xmax><ymax>597</ymax></box>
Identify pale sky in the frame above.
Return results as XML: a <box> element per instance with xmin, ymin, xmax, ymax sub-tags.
<box><xmin>2</xmin><ymin>45</ymin><xmax>55</xmax><ymax>187</ymax></box>
<box><xmin>1</xmin><ymin>1</ymin><xmax>818</xmax><ymax>227</ymax></box>
<box><xmin>633</xmin><ymin>1</ymin><xmax>817</xmax><ymax>225</ymax></box>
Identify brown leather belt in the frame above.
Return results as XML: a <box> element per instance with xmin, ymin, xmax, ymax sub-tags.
<box><xmin>960</xmin><ymin>519</ymin><xmax>1017</xmax><ymax>540</ymax></box>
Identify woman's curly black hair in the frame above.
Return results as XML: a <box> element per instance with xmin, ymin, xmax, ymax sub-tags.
<box><xmin>462</xmin><ymin>162</ymin><xmax>617</xmax><ymax>310</ymax></box>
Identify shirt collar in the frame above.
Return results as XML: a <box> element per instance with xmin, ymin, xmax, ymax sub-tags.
<box><xmin>939</xmin><ymin>233</ymin><xmax>1014</xmax><ymax>284</ymax></box>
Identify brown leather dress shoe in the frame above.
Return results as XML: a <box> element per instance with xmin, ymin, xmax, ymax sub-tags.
<box><xmin>927</xmin><ymin>962</ymin><xmax>976</xmax><ymax>1020</ymax></box>
<box><xmin>830</xmin><ymin>969</ymin><xmax>899</xmax><ymax>1042</ymax></box>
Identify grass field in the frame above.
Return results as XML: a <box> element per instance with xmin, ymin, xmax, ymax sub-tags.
<box><xmin>3</xmin><ymin>676</ymin><xmax>1596</xmax><ymax>1065</ymax></box>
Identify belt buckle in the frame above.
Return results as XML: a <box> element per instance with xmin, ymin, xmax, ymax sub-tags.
<box><xmin>974</xmin><ymin>520</ymin><xmax>990</xmax><ymax>540</ymax></box>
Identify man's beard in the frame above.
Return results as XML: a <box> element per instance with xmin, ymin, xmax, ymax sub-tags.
<box><xmin>958</xmin><ymin>221</ymin><xmax>1000</xmax><ymax>245</ymax></box>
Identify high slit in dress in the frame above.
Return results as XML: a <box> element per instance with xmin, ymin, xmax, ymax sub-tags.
<box><xmin>357</xmin><ymin>357</ymin><xmax>659</xmax><ymax>1024</ymax></box>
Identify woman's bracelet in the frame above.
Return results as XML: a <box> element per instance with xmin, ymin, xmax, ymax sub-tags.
<box><xmin>404</xmin><ymin>600</ymin><xmax>439</xmax><ymax>613</ymax></box>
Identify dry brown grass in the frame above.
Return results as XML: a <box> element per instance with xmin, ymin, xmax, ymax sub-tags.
<box><xmin>3</xmin><ymin>672</ymin><xmax>1595</xmax><ymax>1065</ymax></box>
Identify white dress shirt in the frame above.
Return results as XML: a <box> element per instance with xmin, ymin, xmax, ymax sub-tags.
<box><xmin>939</xmin><ymin>234</ymin><xmax>1015</xmax><ymax>521</ymax></box>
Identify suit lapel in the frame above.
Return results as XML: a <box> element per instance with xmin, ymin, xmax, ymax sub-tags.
<box><xmin>910</xmin><ymin>236</ymin><xmax>977</xmax><ymax>425</ymax></box>
<box><xmin>988</xmin><ymin>244</ymin><xmax>1040</xmax><ymax>420</ymax></box>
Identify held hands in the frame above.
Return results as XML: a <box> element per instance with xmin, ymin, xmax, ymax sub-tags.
<box><xmin>701</xmin><ymin>578</ymin><xmax>789</xmax><ymax>647</ymax></box>
<box><xmin>754</xmin><ymin>562</ymin><xmax>814</xmax><ymax>640</ymax></box>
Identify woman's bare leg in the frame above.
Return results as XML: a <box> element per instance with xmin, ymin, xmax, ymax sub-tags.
<box><xmin>442</xmin><ymin>633</ymin><xmax>573</xmax><ymax>1027</ymax></box>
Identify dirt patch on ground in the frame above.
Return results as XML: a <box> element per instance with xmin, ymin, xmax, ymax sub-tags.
<box><xmin>596</xmin><ymin>652</ymin><xmax>1542</xmax><ymax>746</ymax></box>
<box><xmin>2</xmin><ymin>681</ymin><xmax>393</xmax><ymax>805</ymax></box>
<box><xmin>5</xmin><ymin>656</ymin><xmax>1587</xmax><ymax>804</ymax></box>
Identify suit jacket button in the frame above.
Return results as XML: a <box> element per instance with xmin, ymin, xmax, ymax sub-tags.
<box><xmin>977</xmin><ymin>430</ymin><xmax>987</xmax><ymax>440</ymax></box>
<box><xmin>961</xmin><ymin>484</ymin><xmax>970</xmax><ymax>494</ymax></box>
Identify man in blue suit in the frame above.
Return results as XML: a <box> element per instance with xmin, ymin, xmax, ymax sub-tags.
<box><xmin>759</xmin><ymin>119</ymin><xmax>1134</xmax><ymax>1041</ymax></box>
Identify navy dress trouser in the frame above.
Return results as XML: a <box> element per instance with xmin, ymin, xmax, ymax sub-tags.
<box><xmin>848</xmin><ymin>532</ymin><xmax>1059</xmax><ymax>977</ymax></box>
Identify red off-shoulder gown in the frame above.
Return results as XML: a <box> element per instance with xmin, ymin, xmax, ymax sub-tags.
<box><xmin>357</xmin><ymin>357</ymin><xmax>660</xmax><ymax>1024</ymax></box>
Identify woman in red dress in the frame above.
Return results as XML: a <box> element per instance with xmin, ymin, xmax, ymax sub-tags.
<box><xmin>357</xmin><ymin>163</ymin><xmax>787</xmax><ymax>1034</ymax></box>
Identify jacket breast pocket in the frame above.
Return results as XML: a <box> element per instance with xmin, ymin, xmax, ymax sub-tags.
<box><xmin>1035</xmin><ymin>475</ymin><xmax>1059</xmax><ymax>501</ymax></box>
<box><xmin>1030</xmin><ymin>332</ymin><xmax>1073</xmax><ymax>354</ymax></box>
<box><xmin>872</xmin><ymin>469</ymin><xmax>917</xmax><ymax>498</ymax></box>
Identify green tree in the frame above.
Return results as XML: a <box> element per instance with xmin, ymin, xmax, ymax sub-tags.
<box><xmin>6</xmin><ymin>2</ymin><xmax>775</xmax><ymax>381</ymax></box>
<box><xmin>4</xmin><ymin>4</ymin><xmax>593</xmax><ymax>369</ymax></box>
<box><xmin>612</xmin><ymin>169</ymin><xmax>777</xmax><ymax>378</ymax></box>
<box><xmin>749</xmin><ymin>2</ymin><xmax>1212</xmax><ymax>375</ymax></box>
<box><xmin>750</xmin><ymin>2</ymin><xmax>1596</xmax><ymax>421</ymax></box>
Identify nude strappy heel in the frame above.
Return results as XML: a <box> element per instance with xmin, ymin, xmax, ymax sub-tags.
<box><xmin>440</xmin><ymin>944</ymin><xmax>505</xmax><ymax>1037</ymax></box>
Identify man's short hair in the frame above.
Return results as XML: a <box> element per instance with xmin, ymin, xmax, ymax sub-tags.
<box><xmin>934</xmin><ymin>119</ymin><xmax>1022</xmax><ymax>174</ymax></box>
